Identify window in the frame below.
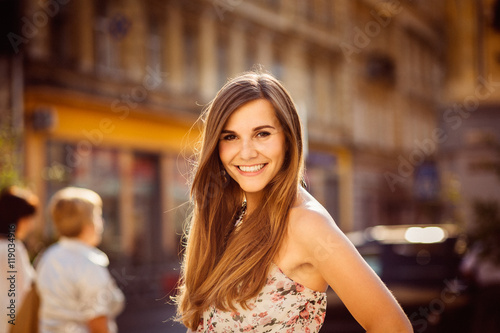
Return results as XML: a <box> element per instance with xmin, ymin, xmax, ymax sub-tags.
<box><xmin>131</xmin><ymin>153</ymin><xmax>162</xmax><ymax>264</ymax></box>
<box><xmin>94</xmin><ymin>2</ymin><xmax>125</xmax><ymax>77</ymax></box>
<box><xmin>147</xmin><ymin>14</ymin><xmax>163</xmax><ymax>75</ymax></box>
<box><xmin>50</xmin><ymin>4</ymin><xmax>73</xmax><ymax>65</ymax></box>
<box><xmin>45</xmin><ymin>142</ymin><xmax>121</xmax><ymax>254</ymax></box>
<box><xmin>45</xmin><ymin>141</ymin><xmax>172</xmax><ymax>264</ymax></box>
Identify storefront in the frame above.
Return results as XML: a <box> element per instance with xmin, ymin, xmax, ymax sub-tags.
<box><xmin>24</xmin><ymin>87</ymin><xmax>197</xmax><ymax>266</ymax></box>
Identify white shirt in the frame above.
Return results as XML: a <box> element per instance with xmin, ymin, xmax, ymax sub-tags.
<box><xmin>0</xmin><ymin>238</ymin><xmax>35</xmax><ymax>332</ymax></box>
<box><xmin>36</xmin><ymin>238</ymin><xmax>125</xmax><ymax>333</ymax></box>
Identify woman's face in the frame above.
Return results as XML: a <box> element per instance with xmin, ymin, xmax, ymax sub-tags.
<box><xmin>218</xmin><ymin>99</ymin><xmax>286</xmax><ymax>196</ymax></box>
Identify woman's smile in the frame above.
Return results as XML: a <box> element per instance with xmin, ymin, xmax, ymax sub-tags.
<box><xmin>237</xmin><ymin>163</ymin><xmax>267</xmax><ymax>173</ymax></box>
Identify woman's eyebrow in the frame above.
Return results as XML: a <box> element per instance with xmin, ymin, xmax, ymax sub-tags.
<box><xmin>253</xmin><ymin>125</ymin><xmax>276</xmax><ymax>131</ymax></box>
<box><xmin>221</xmin><ymin>125</ymin><xmax>276</xmax><ymax>135</ymax></box>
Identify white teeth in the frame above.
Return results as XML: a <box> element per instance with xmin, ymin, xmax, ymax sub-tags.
<box><xmin>238</xmin><ymin>164</ymin><xmax>265</xmax><ymax>172</ymax></box>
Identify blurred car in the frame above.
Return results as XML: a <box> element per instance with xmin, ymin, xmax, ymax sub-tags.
<box><xmin>321</xmin><ymin>224</ymin><xmax>472</xmax><ymax>333</ymax></box>
<box><xmin>351</xmin><ymin>223</ymin><xmax>464</xmax><ymax>286</ymax></box>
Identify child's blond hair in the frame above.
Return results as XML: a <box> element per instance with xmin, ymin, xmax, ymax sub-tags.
<box><xmin>49</xmin><ymin>187</ymin><xmax>102</xmax><ymax>237</ymax></box>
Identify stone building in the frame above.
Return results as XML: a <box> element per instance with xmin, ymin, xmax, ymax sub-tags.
<box><xmin>439</xmin><ymin>0</ymin><xmax>500</xmax><ymax>230</ymax></box>
<box><xmin>338</xmin><ymin>1</ymin><xmax>446</xmax><ymax>229</ymax></box>
<box><xmin>0</xmin><ymin>0</ymin><xmax>452</xmax><ymax>272</ymax></box>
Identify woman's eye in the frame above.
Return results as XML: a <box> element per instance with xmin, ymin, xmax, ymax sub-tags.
<box><xmin>256</xmin><ymin>131</ymin><xmax>271</xmax><ymax>138</ymax></box>
<box><xmin>222</xmin><ymin>134</ymin><xmax>237</xmax><ymax>141</ymax></box>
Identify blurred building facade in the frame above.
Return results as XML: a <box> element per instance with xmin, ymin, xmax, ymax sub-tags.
<box><xmin>0</xmin><ymin>0</ymin><xmax>469</xmax><ymax>268</ymax></box>
<box><xmin>0</xmin><ymin>0</ymin><xmax>25</xmax><ymax>190</ymax></box>
<box><xmin>440</xmin><ymin>0</ymin><xmax>500</xmax><ymax>231</ymax></box>
<box><xmin>338</xmin><ymin>1</ymin><xmax>446</xmax><ymax>230</ymax></box>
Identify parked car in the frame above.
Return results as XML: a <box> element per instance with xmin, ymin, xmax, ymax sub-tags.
<box><xmin>321</xmin><ymin>224</ymin><xmax>472</xmax><ymax>333</ymax></box>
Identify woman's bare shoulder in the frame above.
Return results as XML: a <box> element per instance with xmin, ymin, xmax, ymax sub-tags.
<box><xmin>288</xmin><ymin>187</ymin><xmax>341</xmax><ymax>239</ymax></box>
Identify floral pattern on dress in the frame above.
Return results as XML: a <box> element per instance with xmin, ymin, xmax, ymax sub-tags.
<box><xmin>196</xmin><ymin>263</ymin><xmax>327</xmax><ymax>332</ymax></box>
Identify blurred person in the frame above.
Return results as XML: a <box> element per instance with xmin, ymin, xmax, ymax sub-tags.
<box><xmin>36</xmin><ymin>187</ymin><xmax>124</xmax><ymax>333</ymax></box>
<box><xmin>175</xmin><ymin>72</ymin><xmax>412</xmax><ymax>332</ymax></box>
<box><xmin>0</xmin><ymin>186</ymin><xmax>39</xmax><ymax>331</ymax></box>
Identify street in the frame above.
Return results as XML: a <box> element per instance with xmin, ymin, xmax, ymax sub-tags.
<box><xmin>116</xmin><ymin>294</ymin><xmax>186</xmax><ymax>333</ymax></box>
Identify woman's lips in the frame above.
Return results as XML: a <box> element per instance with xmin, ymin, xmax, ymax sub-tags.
<box><xmin>238</xmin><ymin>164</ymin><xmax>266</xmax><ymax>172</ymax></box>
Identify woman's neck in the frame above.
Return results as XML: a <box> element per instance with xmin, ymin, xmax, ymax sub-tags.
<box><xmin>244</xmin><ymin>191</ymin><xmax>263</xmax><ymax>215</ymax></box>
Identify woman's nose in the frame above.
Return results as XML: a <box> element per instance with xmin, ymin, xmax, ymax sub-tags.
<box><xmin>239</xmin><ymin>139</ymin><xmax>258</xmax><ymax>160</ymax></box>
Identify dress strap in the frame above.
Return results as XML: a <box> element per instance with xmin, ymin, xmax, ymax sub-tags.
<box><xmin>234</xmin><ymin>201</ymin><xmax>247</xmax><ymax>227</ymax></box>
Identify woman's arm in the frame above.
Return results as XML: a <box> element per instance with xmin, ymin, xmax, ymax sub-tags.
<box><xmin>293</xmin><ymin>208</ymin><xmax>413</xmax><ymax>333</ymax></box>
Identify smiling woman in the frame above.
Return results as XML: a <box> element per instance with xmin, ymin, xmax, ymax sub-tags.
<box><xmin>218</xmin><ymin>99</ymin><xmax>286</xmax><ymax>205</ymax></box>
<box><xmin>174</xmin><ymin>72</ymin><xmax>412</xmax><ymax>333</ymax></box>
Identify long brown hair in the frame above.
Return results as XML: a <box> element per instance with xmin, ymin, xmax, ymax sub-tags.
<box><xmin>175</xmin><ymin>72</ymin><xmax>305</xmax><ymax>330</ymax></box>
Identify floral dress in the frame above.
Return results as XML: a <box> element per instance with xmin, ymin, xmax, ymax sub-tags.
<box><xmin>196</xmin><ymin>263</ymin><xmax>327</xmax><ymax>332</ymax></box>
